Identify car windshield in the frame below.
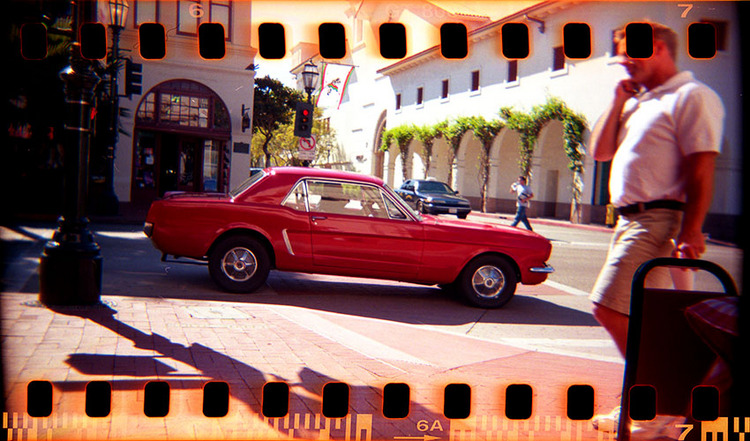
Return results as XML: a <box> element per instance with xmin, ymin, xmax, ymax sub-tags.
<box><xmin>228</xmin><ymin>170</ymin><xmax>266</xmax><ymax>198</ymax></box>
<box><xmin>418</xmin><ymin>181</ymin><xmax>453</xmax><ymax>194</ymax></box>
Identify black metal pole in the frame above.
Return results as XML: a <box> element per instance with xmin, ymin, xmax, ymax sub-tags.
<box><xmin>101</xmin><ymin>24</ymin><xmax>122</xmax><ymax>214</ymax></box>
<box><xmin>39</xmin><ymin>0</ymin><xmax>103</xmax><ymax>306</ymax></box>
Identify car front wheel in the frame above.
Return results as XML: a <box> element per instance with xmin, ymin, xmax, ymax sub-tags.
<box><xmin>458</xmin><ymin>256</ymin><xmax>517</xmax><ymax>308</ymax></box>
<box><xmin>208</xmin><ymin>236</ymin><xmax>270</xmax><ymax>293</ymax></box>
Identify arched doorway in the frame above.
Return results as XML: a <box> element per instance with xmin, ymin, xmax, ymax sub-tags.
<box><xmin>131</xmin><ymin>80</ymin><xmax>232</xmax><ymax>205</ymax></box>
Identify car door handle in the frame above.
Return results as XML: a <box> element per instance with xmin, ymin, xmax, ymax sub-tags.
<box><xmin>311</xmin><ymin>215</ymin><xmax>328</xmax><ymax>221</ymax></box>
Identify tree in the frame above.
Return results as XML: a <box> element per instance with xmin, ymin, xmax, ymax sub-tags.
<box><xmin>413</xmin><ymin>122</ymin><xmax>445</xmax><ymax>178</ymax></box>
<box><xmin>381</xmin><ymin>124</ymin><xmax>416</xmax><ymax>181</ymax></box>
<box><xmin>251</xmin><ymin>108</ymin><xmax>343</xmax><ymax>167</ymax></box>
<box><xmin>438</xmin><ymin>117</ymin><xmax>473</xmax><ymax>187</ymax></box>
<box><xmin>252</xmin><ymin>76</ymin><xmax>304</xmax><ymax>167</ymax></box>
<box><xmin>467</xmin><ymin>116</ymin><xmax>504</xmax><ymax>212</ymax></box>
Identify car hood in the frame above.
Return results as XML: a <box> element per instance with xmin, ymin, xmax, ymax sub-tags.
<box><xmin>417</xmin><ymin>192</ymin><xmax>469</xmax><ymax>203</ymax></box>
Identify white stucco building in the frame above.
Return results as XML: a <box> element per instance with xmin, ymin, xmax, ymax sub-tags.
<box><xmin>291</xmin><ymin>1</ymin><xmax>741</xmax><ymax>241</ymax></box>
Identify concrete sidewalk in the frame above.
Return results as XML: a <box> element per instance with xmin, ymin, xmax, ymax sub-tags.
<box><xmin>1</xmin><ymin>223</ymin><xmax>623</xmax><ymax>441</ymax></box>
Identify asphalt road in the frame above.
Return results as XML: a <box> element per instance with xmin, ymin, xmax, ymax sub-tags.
<box><xmin>2</xmin><ymin>216</ymin><xmax>743</xmax><ymax>367</ymax></box>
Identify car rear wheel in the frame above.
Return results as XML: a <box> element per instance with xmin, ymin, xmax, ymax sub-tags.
<box><xmin>209</xmin><ymin>236</ymin><xmax>270</xmax><ymax>293</ymax></box>
<box><xmin>458</xmin><ymin>256</ymin><xmax>517</xmax><ymax>308</ymax></box>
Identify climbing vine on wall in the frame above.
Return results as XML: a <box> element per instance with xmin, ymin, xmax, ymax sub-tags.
<box><xmin>500</xmin><ymin>97</ymin><xmax>588</xmax><ymax>222</ymax></box>
<box><xmin>381</xmin><ymin>96</ymin><xmax>588</xmax><ymax>221</ymax></box>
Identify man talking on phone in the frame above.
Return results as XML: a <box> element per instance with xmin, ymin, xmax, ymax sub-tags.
<box><xmin>589</xmin><ymin>22</ymin><xmax>725</xmax><ymax>359</ymax></box>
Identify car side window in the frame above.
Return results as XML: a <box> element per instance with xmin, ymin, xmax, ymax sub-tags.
<box><xmin>281</xmin><ymin>181</ymin><xmax>307</xmax><ymax>211</ymax></box>
<box><xmin>308</xmin><ymin>181</ymin><xmax>387</xmax><ymax>218</ymax></box>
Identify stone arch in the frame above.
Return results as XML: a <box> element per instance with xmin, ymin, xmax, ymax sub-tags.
<box><xmin>131</xmin><ymin>79</ymin><xmax>231</xmax><ymax>205</ymax></box>
<box><xmin>429</xmin><ymin>137</ymin><xmax>453</xmax><ymax>183</ymax></box>
<box><xmin>488</xmin><ymin>129</ymin><xmax>522</xmax><ymax>213</ymax></box>
<box><xmin>455</xmin><ymin>130</ymin><xmax>483</xmax><ymax>208</ymax></box>
<box><xmin>533</xmin><ymin>120</ymin><xmax>572</xmax><ymax>218</ymax></box>
<box><xmin>372</xmin><ymin>110</ymin><xmax>387</xmax><ymax>179</ymax></box>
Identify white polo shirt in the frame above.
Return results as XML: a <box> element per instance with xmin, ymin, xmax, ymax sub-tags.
<box><xmin>609</xmin><ymin>71</ymin><xmax>725</xmax><ymax>208</ymax></box>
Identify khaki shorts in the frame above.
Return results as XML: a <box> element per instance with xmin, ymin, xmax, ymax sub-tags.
<box><xmin>590</xmin><ymin>209</ymin><xmax>683</xmax><ymax>316</ymax></box>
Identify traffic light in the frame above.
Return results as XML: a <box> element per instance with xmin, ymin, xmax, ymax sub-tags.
<box><xmin>124</xmin><ymin>59</ymin><xmax>143</xmax><ymax>97</ymax></box>
<box><xmin>293</xmin><ymin>101</ymin><xmax>314</xmax><ymax>138</ymax></box>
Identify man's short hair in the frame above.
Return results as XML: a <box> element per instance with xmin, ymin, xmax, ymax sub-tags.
<box><xmin>614</xmin><ymin>21</ymin><xmax>678</xmax><ymax>60</ymax></box>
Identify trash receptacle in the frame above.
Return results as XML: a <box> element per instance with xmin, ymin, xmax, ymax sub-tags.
<box><xmin>605</xmin><ymin>204</ymin><xmax>615</xmax><ymax>227</ymax></box>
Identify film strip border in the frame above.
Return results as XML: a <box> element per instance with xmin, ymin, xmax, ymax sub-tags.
<box><xmin>7</xmin><ymin>380</ymin><xmax>746</xmax><ymax>433</ymax></box>
<box><xmin>18</xmin><ymin>20</ymin><xmax>722</xmax><ymax>62</ymax></box>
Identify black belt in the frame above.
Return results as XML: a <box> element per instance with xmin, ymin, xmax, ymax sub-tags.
<box><xmin>616</xmin><ymin>200</ymin><xmax>685</xmax><ymax>216</ymax></box>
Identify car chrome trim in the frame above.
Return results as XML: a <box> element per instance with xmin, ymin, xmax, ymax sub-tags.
<box><xmin>530</xmin><ymin>264</ymin><xmax>555</xmax><ymax>273</ymax></box>
<box><xmin>282</xmin><ymin>229</ymin><xmax>295</xmax><ymax>256</ymax></box>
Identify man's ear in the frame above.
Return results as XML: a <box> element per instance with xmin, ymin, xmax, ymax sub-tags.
<box><xmin>653</xmin><ymin>39</ymin><xmax>671</xmax><ymax>59</ymax></box>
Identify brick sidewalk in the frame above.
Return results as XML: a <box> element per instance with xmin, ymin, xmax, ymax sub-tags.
<box><xmin>2</xmin><ymin>289</ymin><xmax>623</xmax><ymax>441</ymax></box>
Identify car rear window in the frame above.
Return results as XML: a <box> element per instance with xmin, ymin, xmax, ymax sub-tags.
<box><xmin>229</xmin><ymin>170</ymin><xmax>266</xmax><ymax>198</ymax></box>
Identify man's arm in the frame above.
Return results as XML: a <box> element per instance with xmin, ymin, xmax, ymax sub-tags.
<box><xmin>675</xmin><ymin>151</ymin><xmax>718</xmax><ymax>259</ymax></box>
<box><xmin>589</xmin><ymin>80</ymin><xmax>639</xmax><ymax>162</ymax></box>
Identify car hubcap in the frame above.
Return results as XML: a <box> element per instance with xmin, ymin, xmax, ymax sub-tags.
<box><xmin>471</xmin><ymin>265</ymin><xmax>505</xmax><ymax>298</ymax></box>
<box><xmin>221</xmin><ymin>247</ymin><xmax>257</xmax><ymax>282</ymax></box>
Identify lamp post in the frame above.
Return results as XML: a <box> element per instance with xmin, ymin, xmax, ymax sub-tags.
<box><xmin>101</xmin><ymin>0</ymin><xmax>129</xmax><ymax>215</ymax></box>
<box><xmin>39</xmin><ymin>0</ymin><xmax>103</xmax><ymax>306</ymax></box>
<box><xmin>299</xmin><ymin>62</ymin><xmax>318</xmax><ymax>167</ymax></box>
<box><xmin>301</xmin><ymin>61</ymin><xmax>319</xmax><ymax>103</ymax></box>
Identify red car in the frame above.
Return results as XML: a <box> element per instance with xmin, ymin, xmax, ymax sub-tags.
<box><xmin>144</xmin><ymin>167</ymin><xmax>553</xmax><ymax>308</ymax></box>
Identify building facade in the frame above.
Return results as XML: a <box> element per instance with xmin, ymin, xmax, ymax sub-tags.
<box><xmin>100</xmin><ymin>0</ymin><xmax>257</xmax><ymax>210</ymax></box>
<box><xmin>300</xmin><ymin>1</ymin><xmax>741</xmax><ymax>241</ymax></box>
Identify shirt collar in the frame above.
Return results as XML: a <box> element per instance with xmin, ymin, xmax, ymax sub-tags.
<box><xmin>640</xmin><ymin>71</ymin><xmax>694</xmax><ymax>99</ymax></box>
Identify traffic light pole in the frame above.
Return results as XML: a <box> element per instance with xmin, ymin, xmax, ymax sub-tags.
<box><xmin>39</xmin><ymin>2</ymin><xmax>103</xmax><ymax>306</ymax></box>
<box><xmin>101</xmin><ymin>24</ymin><xmax>123</xmax><ymax>215</ymax></box>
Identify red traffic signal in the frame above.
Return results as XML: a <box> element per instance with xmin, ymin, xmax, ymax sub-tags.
<box><xmin>294</xmin><ymin>101</ymin><xmax>314</xmax><ymax>138</ymax></box>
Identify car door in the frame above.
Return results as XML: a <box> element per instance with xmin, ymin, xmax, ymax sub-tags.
<box><xmin>307</xmin><ymin>179</ymin><xmax>423</xmax><ymax>277</ymax></box>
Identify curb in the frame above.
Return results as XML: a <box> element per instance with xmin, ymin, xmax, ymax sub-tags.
<box><xmin>469</xmin><ymin>211</ymin><xmax>614</xmax><ymax>233</ymax></box>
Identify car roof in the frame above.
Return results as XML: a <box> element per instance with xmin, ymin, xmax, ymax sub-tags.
<box><xmin>266</xmin><ymin>166</ymin><xmax>385</xmax><ymax>186</ymax></box>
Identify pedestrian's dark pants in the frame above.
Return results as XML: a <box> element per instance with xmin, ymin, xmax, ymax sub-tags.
<box><xmin>511</xmin><ymin>206</ymin><xmax>532</xmax><ymax>230</ymax></box>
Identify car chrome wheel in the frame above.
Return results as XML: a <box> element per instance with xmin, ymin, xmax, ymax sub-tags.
<box><xmin>209</xmin><ymin>236</ymin><xmax>270</xmax><ymax>293</ymax></box>
<box><xmin>459</xmin><ymin>256</ymin><xmax>517</xmax><ymax>308</ymax></box>
<box><xmin>471</xmin><ymin>265</ymin><xmax>505</xmax><ymax>298</ymax></box>
<box><xmin>221</xmin><ymin>247</ymin><xmax>258</xmax><ymax>282</ymax></box>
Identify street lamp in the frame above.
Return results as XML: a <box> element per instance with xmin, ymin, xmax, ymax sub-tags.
<box><xmin>101</xmin><ymin>0</ymin><xmax>129</xmax><ymax>215</ymax></box>
<box><xmin>39</xmin><ymin>0</ymin><xmax>103</xmax><ymax>306</ymax></box>
<box><xmin>301</xmin><ymin>61</ymin><xmax>319</xmax><ymax>102</ymax></box>
<box><xmin>109</xmin><ymin>0</ymin><xmax>129</xmax><ymax>29</ymax></box>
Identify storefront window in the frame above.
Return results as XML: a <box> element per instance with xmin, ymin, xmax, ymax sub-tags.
<box><xmin>203</xmin><ymin>140</ymin><xmax>220</xmax><ymax>191</ymax></box>
<box><xmin>134</xmin><ymin>132</ymin><xmax>157</xmax><ymax>190</ymax></box>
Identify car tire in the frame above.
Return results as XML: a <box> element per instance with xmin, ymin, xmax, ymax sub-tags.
<box><xmin>457</xmin><ymin>212</ymin><xmax>469</xmax><ymax>219</ymax></box>
<box><xmin>457</xmin><ymin>255</ymin><xmax>517</xmax><ymax>308</ymax></box>
<box><xmin>208</xmin><ymin>236</ymin><xmax>270</xmax><ymax>293</ymax></box>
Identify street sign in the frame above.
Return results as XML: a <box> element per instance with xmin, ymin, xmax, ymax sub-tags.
<box><xmin>298</xmin><ymin>135</ymin><xmax>316</xmax><ymax>160</ymax></box>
